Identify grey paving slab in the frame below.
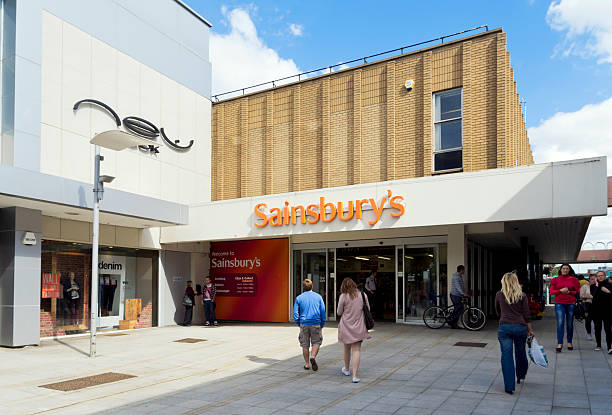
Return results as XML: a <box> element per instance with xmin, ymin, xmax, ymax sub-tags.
<box><xmin>0</xmin><ymin>309</ymin><xmax>610</xmax><ymax>415</ymax></box>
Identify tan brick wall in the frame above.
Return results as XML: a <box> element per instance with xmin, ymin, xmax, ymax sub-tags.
<box><xmin>211</xmin><ymin>29</ymin><xmax>533</xmax><ymax>200</ymax></box>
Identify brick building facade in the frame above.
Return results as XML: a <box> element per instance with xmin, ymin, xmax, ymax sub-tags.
<box><xmin>211</xmin><ymin>28</ymin><xmax>533</xmax><ymax>201</ymax></box>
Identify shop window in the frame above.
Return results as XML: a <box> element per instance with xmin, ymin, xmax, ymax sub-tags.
<box><xmin>433</xmin><ymin>88</ymin><xmax>462</xmax><ymax>172</ymax></box>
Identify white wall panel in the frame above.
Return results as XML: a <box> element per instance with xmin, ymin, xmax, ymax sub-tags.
<box><xmin>40</xmin><ymin>124</ymin><xmax>61</xmax><ymax>176</ymax></box>
<box><xmin>39</xmin><ymin>11</ymin><xmax>212</xmax><ymax>206</ymax></box>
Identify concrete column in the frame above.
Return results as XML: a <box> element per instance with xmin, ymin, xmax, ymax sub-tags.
<box><xmin>0</xmin><ymin>207</ymin><xmax>42</xmax><ymax>346</ymax></box>
<box><xmin>447</xmin><ymin>224</ymin><xmax>466</xmax><ymax>299</ymax></box>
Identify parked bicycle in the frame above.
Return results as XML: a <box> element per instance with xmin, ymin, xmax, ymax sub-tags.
<box><xmin>423</xmin><ymin>297</ymin><xmax>486</xmax><ymax>330</ymax></box>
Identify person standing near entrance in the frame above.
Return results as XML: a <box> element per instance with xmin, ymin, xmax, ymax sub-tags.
<box><xmin>365</xmin><ymin>271</ymin><xmax>377</xmax><ymax>317</ymax></box>
<box><xmin>550</xmin><ymin>264</ymin><xmax>580</xmax><ymax>352</ymax></box>
<box><xmin>495</xmin><ymin>272</ymin><xmax>534</xmax><ymax>395</ymax></box>
<box><xmin>293</xmin><ymin>278</ymin><xmax>326</xmax><ymax>371</ymax></box>
<box><xmin>181</xmin><ymin>281</ymin><xmax>196</xmax><ymax>326</ymax></box>
<box><xmin>590</xmin><ymin>271</ymin><xmax>612</xmax><ymax>353</ymax></box>
<box><xmin>450</xmin><ymin>265</ymin><xmax>468</xmax><ymax>329</ymax></box>
<box><xmin>202</xmin><ymin>276</ymin><xmax>218</xmax><ymax>326</ymax></box>
<box><xmin>337</xmin><ymin>277</ymin><xmax>371</xmax><ymax>383</ymax></box>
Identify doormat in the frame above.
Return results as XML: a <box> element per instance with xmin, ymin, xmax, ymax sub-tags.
<box><xmin>454</xmin><ymin>342</ymin><xmax>487</xmax><ymax>348</ymax></box>
<box><xmin>40</xmin><ymin>372</ymin><xmax>135</xmax><ymax>391</ymax></box>
<box><xmin>174</xmin><ymin>338</ymin><xmax>207</xmax><ymax>343</ymax></box>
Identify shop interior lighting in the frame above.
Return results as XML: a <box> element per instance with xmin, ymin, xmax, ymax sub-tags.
<box><xmin>405</xmin><ymin>256</ymin><xmax>414</xmax><ymax>259</ymax></box>
<box><xmin>378</xmin><ymin>256</ymin><xmax>391</xmax><ymax>260</ymax></box>
<box><xmin>336</xmin><ymin>258</ymin><xmax>347</xmax><ymax>262</ymax></box>
<box><xmin>427</xmin><ymin>254</ymin><xmax>434</xmax><ymax>258</ymax></box>
<box><xmin>355</xmin><ymin>256</ymin><xmax>370</xmax><ymax>261</ymax></box>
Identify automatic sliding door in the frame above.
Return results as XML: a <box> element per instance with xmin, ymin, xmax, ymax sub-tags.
<box><xmin>302</xmin><ymin>251</ymin><xmax>327</xmax><ymax>311</ymax></box>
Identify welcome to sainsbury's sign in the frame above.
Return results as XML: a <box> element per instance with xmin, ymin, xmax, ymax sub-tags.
<box><xmin>254</xmin><ymin>189</ymin><xmax>405</xmax><ymax>228</ymax></box>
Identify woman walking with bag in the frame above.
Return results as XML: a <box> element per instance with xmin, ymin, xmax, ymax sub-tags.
<box><xmin>495</xmin><ymin>272</ymin><xmax>534</xmax><ymax>395</ymax></box>
<box><xmin>550</xmin><ymin>264</ymin><xmax>580</xmax><ymax>352</ymax></box>
<box><xmin>590</xmin><ymin>271</ymin><xmax>612</xmax><ymax>353</ymax></box>
<box><xmin>337</xmin><ymin>278</ymin><xmax>371</xmax><ymax>383</ymax></box>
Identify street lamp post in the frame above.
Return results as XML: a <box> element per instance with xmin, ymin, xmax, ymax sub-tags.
<box><xmin>88</xmin><ymin>130</ymin><xmax>158</xmax><ymax>358</ymax></box>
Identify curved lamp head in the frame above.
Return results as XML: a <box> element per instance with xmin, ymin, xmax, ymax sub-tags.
<box><xmin>90</xmin><ymin>130</ymin><xmax>154</xmax><ymax>151</ymax></box>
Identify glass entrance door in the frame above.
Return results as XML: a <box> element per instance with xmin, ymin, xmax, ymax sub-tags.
<box><xmin>402</xmin><ymin>246</ymin><xmax>438</xmax><ymax>322</ymax></box>
<box><xmin>296</xmin><ymin>250</ymin><xmax>336</xmax><ymax>321</ymax></box>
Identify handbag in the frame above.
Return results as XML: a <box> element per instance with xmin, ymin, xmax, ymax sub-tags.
<box><xmin>182</xmin><ymin>294</ymin><xmax>193</xmax><ymax>307</ymax></box>
<box><xmin>361</xmin><ymin>291</ymin><xmax>374</xmax><ymax>330</ymax></box>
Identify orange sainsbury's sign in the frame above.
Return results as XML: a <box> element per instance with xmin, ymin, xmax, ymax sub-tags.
<box><xmin>254</xmin><ymin>190</ymin><xmax>405</xmax><ymax>228</ymax></box>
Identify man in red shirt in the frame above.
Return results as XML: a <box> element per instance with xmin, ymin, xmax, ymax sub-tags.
<box><xmin>550</xmin><ymin>264</ymin><xmax>580</xmax><ymax>352</ymax></box>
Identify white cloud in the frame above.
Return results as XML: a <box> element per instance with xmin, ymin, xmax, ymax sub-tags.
<box><xmin>289</xmin><ymin>23</ymin><xmax>303</xmax><ymax>37</ymax></box>
<box><xmin>584</xmin><ymin>208</ymin><xmax>612</xmax><ymax>244</ymax></box>
<box><xmin>529</xmin><ymin>96</ymin><xmax>612</xmax><ymax>172</ymax></box>
<box><xmin>210</xmin><ymin>8</ymin><xmax>300</xmax><ymax>95</ymax></box>
<box><xmin>547</xmin><ymin>0</ymin><xmax>612</xmax><ymax>63</ymax></box>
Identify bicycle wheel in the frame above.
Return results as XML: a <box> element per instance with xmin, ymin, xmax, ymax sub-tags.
<box><xmin>462</xmin><ymin>307</ymin><xmax>486</xmax><ymax>331</ymax></box>
<box><xmin>423</xmin><ymin>306</ymin><xmax>446</xmax><ymax>329</ymax></box>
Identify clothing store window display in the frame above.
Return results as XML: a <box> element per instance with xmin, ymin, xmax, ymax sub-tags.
<box><xmin>65</xmin><ymin>272</ymin><xmax>80</xmax><ymax>326</ymax></box>
<box><xmin>203</xmin><ymin>277</ymin><xmax>218</xmax><ymax>326</ymax></box>
<box><xmin>99</xmin><ymin>275</ymin><xmax>118</xmax><ymax>316</ymax></box>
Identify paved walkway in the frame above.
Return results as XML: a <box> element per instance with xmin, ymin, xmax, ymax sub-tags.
<box><xmin>1</xmin><ymin>309</ymin><xmax>610</xmax><ymax>415</ymax></box>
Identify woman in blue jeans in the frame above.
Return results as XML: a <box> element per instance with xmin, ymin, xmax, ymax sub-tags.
<box><xmin>550</xmin><ymin>264</ymin><xmax>580</xmax><ymax>352</ymax></box>
<box><xmin>495</xmin><ymin>272</ymin><xmax>534</xmax><ymax>394</ymax></box>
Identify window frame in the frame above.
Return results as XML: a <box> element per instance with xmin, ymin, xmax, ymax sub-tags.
<box><xmin>432</xmin><ymin>88</ymin><xmax>463</xmax><ymax>173</ymax></box>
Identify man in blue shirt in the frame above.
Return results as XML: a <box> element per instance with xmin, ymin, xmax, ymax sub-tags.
<box><xmin>450</xmin><ymin>265</ymin><xmax>469</xmax><ymax>329</ymax></box>
<box><xmin>293</xmin><ymin>278</ymin><xmax>326</xmax><ymax>371</ymax></box>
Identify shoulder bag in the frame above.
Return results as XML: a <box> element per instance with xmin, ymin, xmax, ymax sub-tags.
<box><xmin>182</xmin><ymin>293</ymin><xmax>193</xmax><ymax>307</ymax></box>
<box><xmin>361</xmin><ymin>291</ymin><xmax>374</xmax><ymax>330</ymax></box>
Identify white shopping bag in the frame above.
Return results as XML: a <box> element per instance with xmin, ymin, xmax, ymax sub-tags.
<box><xmin>527</xmin><ymin>336</ymin><xmax>549</xmax><ymax>368</ymax></box>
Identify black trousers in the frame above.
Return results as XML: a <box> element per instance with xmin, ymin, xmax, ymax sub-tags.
<box><xmin>183</xmin><ymin>305</ymin><xmax>193</xmax><ymax>326</ymax></box>
<box><xmin>593</xmin><ymin>315</ymin><xmax>612</xmax><ymax>349</ymax></box>
<box><xmin>584</xmin><ymin>302</ymin><xmax>592</xmax><ymax>335</ymax></box>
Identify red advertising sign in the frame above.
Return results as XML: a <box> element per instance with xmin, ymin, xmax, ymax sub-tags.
<box><xmin>42</xmin><ymin>273</ymin><xmax>61</xmax><ymax>298</ymax></box>
<box><xmin>210</xmin><ymin>238</ymin><xmax>289</xmax><ymax>322</ymax></box>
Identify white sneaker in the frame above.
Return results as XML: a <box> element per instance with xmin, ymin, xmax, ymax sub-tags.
<box><xmin>352</xmin><ymin>377</ymin><xmax>360</xmax><ymax>383</ymax></box>
<box><xmin>608</xmin><ymin>348</ymin><xmax>612</xmax><ymax>355</ymax></box>
<box><xmin>341</xmin><ymin>367</ymin><xmax>350</xmax><ymax>376</ymax></box>
<box><xmin>586</xmin><ymin>334</ymin><xmax>593</xmax><ymax>340</ymax></box>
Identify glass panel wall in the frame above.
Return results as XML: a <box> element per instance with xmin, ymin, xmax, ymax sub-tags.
<box><xmin>327</xmin><ymin>248</ymin><xmax>335</xmax><ymax>319</ymax></box>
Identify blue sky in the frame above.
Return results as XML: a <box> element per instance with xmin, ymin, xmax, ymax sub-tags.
<box><xmin>186</xmin><ymin>0</ymin><xmax>612</xmax><ymax>252</ymax></box>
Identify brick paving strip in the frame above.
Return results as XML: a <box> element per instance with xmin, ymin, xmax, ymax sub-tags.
<box><xmin>40</xmin><ymin>373</ymin><xmax>135</xmax><ymax>392</ymax></box>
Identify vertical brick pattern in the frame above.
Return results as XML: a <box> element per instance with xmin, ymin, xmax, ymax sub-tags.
<box><xmin>330</xmin><ymin>74</ymin><xmax>354</xmax><ymax>187</ymax></box>
<box><xmin>422</xmin><ymin>51</ymin><xmax>433</xmax><ymax>175</ymax></box>
<box><xmin>361</xmin><ymin>66</ymin><xmax>387</xmax><ymax>183</ymax></box>
<box><xmin>432</xmin><ymin>46</ymin><xmax>462</xmax><ymax>91</ymax></box>
<box><xmin>211</xmin><ymin>30</ymin><xmax>534</xmax><ymax>200</ymax></box>
<box><xmin>394</xmin><ymin>54</ymin><xmax>423</xmax><ymax>178</ymax></box>
<box><xmin>386</xmin><ymin>61</ymin><xmax>396</xmax><ymax>181</ymax></box>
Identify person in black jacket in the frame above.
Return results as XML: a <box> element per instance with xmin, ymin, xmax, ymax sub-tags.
<box><xmin>181</xmin><ymin>281</ymin><xmax>197</xmax><ymax>326</ymax></box>
<box><xmin>590</xmin><ymin>271</ymin><xmax>612</xmax><ymax>353</ymax></box>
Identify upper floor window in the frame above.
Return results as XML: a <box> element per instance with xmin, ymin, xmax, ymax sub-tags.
<box><xmin>433</xmin><ymin>88</ymin><xmax>462</xmax><ymax>172</ymax></box>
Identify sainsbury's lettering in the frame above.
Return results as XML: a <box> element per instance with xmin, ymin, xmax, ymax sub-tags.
<box><xmin>254</xmin><ymin>190</ymin><xmax>405</xmax><ymax>227</ymax></box>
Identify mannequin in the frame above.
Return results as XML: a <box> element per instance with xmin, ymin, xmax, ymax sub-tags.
<box><xmin>67</xmin><ymin>272</ymin><xmax>80</xmax><ymax>325</ymax></box>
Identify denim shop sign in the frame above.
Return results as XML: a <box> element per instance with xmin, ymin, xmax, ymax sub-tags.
<box><xmin>73</xmin><ymin>99</ymin><xmax>194</xmax><ymax>154</ymax></box>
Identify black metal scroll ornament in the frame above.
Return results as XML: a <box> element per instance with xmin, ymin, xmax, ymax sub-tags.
<box><xmin>73</xmin><ymin>99</ymin><xmax>121</xmax><ymax>126</ymax></box>
<box><xmin>73</xmin><ymin>98</ymin><xmax>194</xmax><ymax>154</ymax></box>
<box><xmin>160</xmin><ymin>128</ymin><xmax>194</xmax><ymax>150</ymax></box>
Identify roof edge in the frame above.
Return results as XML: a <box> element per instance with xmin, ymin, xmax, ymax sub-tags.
<box><xmin>213</xmin><ymin>27</ymin><xmax>503</xmax><ymax>103</ymax></box>
<box><xmin>173</xmin><ymin>0</ymin><xmax>212</xmax><ymax>27</ymax></box>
